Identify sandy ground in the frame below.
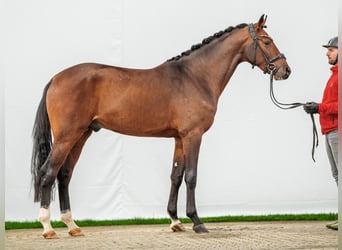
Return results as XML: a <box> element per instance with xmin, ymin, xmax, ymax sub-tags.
<box><xmin>5</xmin><ymin>221</ymin><xmax>338</xmax><ymax>250</ymax></box>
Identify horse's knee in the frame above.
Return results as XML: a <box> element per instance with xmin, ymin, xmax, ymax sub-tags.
<box><xmin>184</xmin><ymin>172</ymin><xmax>197</xmax><ymax>189</ymax></box>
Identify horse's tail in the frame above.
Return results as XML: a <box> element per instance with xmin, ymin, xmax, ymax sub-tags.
<box><xmin>31</xmin><ymin>80</ymin><xmax>52</xmax><ymax>202</ymax></box>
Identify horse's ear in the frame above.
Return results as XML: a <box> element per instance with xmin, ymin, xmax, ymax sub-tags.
<box><xmin>257</xmin><ymin>14</ymin><xmax>267</xmax><ymax>30</ymax></box>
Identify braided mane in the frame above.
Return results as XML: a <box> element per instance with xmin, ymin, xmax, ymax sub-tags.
<box><xmin>167</xmin><ymin>23</ymin><xmax>248</xmax><ymax>61</ymax></box>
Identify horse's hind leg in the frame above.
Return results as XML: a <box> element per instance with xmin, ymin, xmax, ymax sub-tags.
<box><xmin>59</xmin><ymin>130</ymin><xmax>92</xmax><ymax>237</ymax></box>
<box><xmin>167</xmin><ymin>137</ymin><xmax>186</xmax><ymax>232</ymax></box>
<box><xmin>38</xmin><ymin>138</ymin><xmax>79</xmax><ymax>239</ymax></box>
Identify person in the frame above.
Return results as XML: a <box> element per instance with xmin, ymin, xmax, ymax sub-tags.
<box><xmin>303</xmin><ymin>36</ymin><xmax>338</xmax><ymax>230</ymax></box>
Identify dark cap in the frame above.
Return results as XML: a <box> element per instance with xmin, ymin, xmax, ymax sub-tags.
<box><xmin>322</xmin><ymin>36</ymin><xmax>338</xmax><ymax>48</ymax></box>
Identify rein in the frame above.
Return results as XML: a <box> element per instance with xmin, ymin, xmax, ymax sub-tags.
<box><xmin>269</xmin><ymin>73</ymin><xmax>319</xmax><ymax>162</ymax></box>
<box><xmin>248</xmin><ymin>23</ymin><xmax>319</xmax><ymax>162</ymax></box>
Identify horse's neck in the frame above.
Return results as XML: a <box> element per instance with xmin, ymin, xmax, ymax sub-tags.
<box><xmin>188</xmin><ymin>33</ymin><xmax>246</xmax><ymax>100</ymax></box>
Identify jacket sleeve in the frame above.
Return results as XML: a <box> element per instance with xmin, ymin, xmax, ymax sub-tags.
<box><xmin>318</xmin><ymin>102</ymin><xmax>338</xmax><ymax>115</ymax></box>
<box><xmin>318</xmin><ymin>75</ymin><xmax>338</xmax><ymax>115</ymax></box>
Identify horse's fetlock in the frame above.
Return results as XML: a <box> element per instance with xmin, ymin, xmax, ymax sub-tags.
<box><xmin>38</xmin><ymin>214</ymin><xmax>49</xmax><ymax>223</ymax></box>
<box><xmin>167</xmin><ymin>207</ymin><xmax>177</xmax><ymax>218</ymax></box>
<box><xmin>186</xmin><ymin>209</ymin><xmax>197</xmax><ymax>219</ymax></box>
<box><xmin>60</xmin><ymin>211</ymin><xmax>73</xmax><ymax>224</ymax></box>
<box><xmin>61</xmin><ymin>211</ymin><xmax>79</xmax><ymax>231</ymax></box>
<box><xmin>38</xmin><ymin>208</ymin><xmax>50</xmax><ymax>223</ymax></box>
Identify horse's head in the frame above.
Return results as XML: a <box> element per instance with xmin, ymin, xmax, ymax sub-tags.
<box><xmin>244</xmin><ymin>15</ymin><xmax>291</xmax><ymax>80</ymax></box>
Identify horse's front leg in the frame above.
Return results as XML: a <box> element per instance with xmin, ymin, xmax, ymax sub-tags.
<box><xmin>167</xmin><ymin>137</ymin><xmax>186</xmax><ymax>232</ymax></box>
<box><xmin>182</xmin><ymin>133</ymin><xmax>208</xmax><ymax>233</ymax></box>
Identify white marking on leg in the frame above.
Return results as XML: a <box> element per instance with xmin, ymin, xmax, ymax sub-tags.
<box><xmin>60</xmin><ymin>210</ymin><xmax>79</xmax><ymax>231</ymax></box>
<box><xmin>170</xmin><ymin>218</ymin><xmax>181</xmax><ymax>226</ymax></box>
<box><xmin>38</xmin><ymin>207</ymin><xmax>54</xmax><ymax>234</ymax></box>
<box><xmin>170</xmin><ymin>218</ymin><xmax>185</xmax><ymax>232</ymax></box>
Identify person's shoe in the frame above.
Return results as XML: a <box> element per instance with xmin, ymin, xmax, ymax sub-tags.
<box><xmin>326</xmin><ymin>221</ymin><xmax>338</xmax><ymax>230</ymax></box>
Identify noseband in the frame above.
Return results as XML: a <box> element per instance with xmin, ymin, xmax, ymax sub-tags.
<box><xmin>248</xmin><ymin>23</ymin><xmax>286</xmax><ymax>74</ymax></box>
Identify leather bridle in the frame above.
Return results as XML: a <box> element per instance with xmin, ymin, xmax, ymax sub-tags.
<box><xmin>248</xmin><ymin>23</ymin><xmax>319</xmax><ymax>162</ymax></box>
<box><xmin>248</xmin><ymin>23</ymin><xmax>286</xmax><ymax>74</ymax></box>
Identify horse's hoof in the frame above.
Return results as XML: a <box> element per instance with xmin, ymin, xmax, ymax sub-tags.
<box><xmin>68</xmin><ymin>228</ymin><xmax>85</xmax><ymax>237</ymax></box>
<box><xmin>170</xmin><ymin>222</ymin><xmax>186</xmax><ymax>232</ymax></box>
<box><xmin>193</xmin><ymin>224</ymin><xmax>209</xmax><ymax>233</ymax></box>
<box><xmin>42</xmin><ymin>230</ymin><xmax>59</xmax><ymax>239</ymax></box>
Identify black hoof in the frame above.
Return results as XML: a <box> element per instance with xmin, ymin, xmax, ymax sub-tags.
<box><xmin>193</xmin><ymin>224</ymin><xmax>209</xmax><ymax>233</ymax></box>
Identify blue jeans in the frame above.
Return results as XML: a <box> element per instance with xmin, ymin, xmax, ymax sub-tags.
<box><xmin>325</xmin><ymin>130</ymin><xmax>338</xmax><ymax>185</ymax></box>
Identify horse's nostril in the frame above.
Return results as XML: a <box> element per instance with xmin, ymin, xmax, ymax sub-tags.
<box><xmin>286</xmin><ymin>66</ymin><xmax>291</xmax><ymax>75</ymax></box>
<box><xmin>282</xmin><ymin>66</ymin><xmax>291</xmax><ymax>79</ymax></box>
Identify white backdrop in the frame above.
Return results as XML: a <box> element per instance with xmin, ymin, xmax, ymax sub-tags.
<box><xmin>4</xmin><ymin>0</ymin><xmax>338</xmax><ymax>221</ymax></box>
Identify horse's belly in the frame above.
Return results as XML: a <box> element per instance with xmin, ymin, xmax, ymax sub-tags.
<box><xmin>93</xmin><ymin>113</ymin><xmax>178</xmax><ymax>138</ymax></box>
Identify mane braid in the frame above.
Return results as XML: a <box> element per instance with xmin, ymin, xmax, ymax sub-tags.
<box><xmin>167</xmin><ymin>23</ymin><xmax>248</xmax><ymax>61</ymax></box>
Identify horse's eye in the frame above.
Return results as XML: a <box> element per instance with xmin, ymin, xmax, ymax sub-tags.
<box><xmin>264</xmin><ymin>41</ymin><xmax>272</xmax><ymax>46</ymax></box>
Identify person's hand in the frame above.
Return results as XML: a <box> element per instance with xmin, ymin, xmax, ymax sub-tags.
<box><xmin>303</xmin><ymin>102</ymin><xmax>318</xmax><ymax>114</ymax></box>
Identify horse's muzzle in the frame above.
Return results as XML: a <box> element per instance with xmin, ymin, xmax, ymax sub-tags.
<box><xmin>274</xmin><ymin>65</ymin><xmax>291</xmax><ymax>80</ymax></box>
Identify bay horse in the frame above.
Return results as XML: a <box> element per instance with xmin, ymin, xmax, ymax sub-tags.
<box><xmin>31</xmin><ymin>15</ymin><xmax>291</xmax><ymax>239</ymax></box>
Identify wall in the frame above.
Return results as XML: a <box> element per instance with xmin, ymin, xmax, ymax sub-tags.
<box><xmin>0</xmin><ymin>2</ymin><xmax>5</xmax><ymax>245</ymax></box>
<box><xmin>4</xmin><ymin>0</ymin><xmax>338</xmax><ymax>221</ymax></box>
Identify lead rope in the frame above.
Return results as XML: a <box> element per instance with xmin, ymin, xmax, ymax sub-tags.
<box><xmin>269</xmin><ymin>73</ymin><xmax>319</xmax><ymax>162</ymax></box>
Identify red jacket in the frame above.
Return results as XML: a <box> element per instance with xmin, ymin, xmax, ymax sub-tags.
<box><xmin>318</xmin><ymin>65</ymin><xmax>338</xmax><ymax>135</ymax></box>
